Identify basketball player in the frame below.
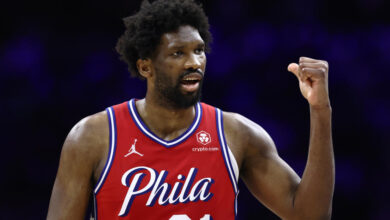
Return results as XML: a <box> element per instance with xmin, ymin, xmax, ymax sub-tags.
<box><xmin>47</xmin><ymin>0</ymin><xmax>334</xmax><ymax>219</ymax></box>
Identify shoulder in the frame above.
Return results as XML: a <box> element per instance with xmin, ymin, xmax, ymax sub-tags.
<box><xmin>66</xmin><ymin>111</ymin><xmax>108</xmax><ymax>146</ymax></box>
<box><xmin>61</xmin><ymin>110</ymin><xmax>109</xmax><ymax>167</ymax></box>
<box><xmin>222</xmin><ymin>111</ymin><xmax>275</xmax><ymax>150</ymax></box>
<box><xmin>221</xmin><ymin>111</ymin><xmax>278</xmax><ymax>171</ymax></box>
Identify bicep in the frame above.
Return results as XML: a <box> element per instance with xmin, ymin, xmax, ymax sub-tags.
<box><xmin>47</xmin><ymin>120</ymin><xmax>101</xmax><ymax>219</ymax></box>
<box><xmin>241</xmin><ymin>126</ymin><xmax>300</xmax><ymax>219</ymax></box>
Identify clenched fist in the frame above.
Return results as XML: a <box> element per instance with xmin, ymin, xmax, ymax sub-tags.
<box><xmin>288</xmin><ymin>57</ymin><xmax>331</xmax><ymax>110</ymax></box>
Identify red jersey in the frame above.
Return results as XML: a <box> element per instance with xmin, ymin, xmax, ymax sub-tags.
<box><xmin>93</xmin><ymin>99</ymin><xmax>239</xmax><ymax>220</ymax></box>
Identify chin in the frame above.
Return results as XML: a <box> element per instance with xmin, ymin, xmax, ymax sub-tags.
<box><xmin>173</xmin><ymin>92</ymin><xmax>201</xmax><ymax>109</ymax></box>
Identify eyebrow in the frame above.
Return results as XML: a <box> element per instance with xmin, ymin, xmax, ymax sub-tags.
<box><xmin>169</xmin><ymin>42</ymin><xmax>205</xmax><ymax>50</ymax></box>
<box><xmin>197</xmin><ymin>43</ymin><xmax>205</xmax><ymax>48</ymax></box>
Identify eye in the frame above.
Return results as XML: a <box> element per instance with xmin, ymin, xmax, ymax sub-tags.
<box><xmin>172</xmin><ymin>51</ymin><xmax>183</xmax><ymax>57</ymax></box>
<box><xmin>195</xmin><ymin>48</ymin><xmax>204</xmax><ymax>54</ymax></box>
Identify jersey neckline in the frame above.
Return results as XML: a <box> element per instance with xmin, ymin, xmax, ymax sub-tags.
<box><xmin>127</xmin><ymin>99</ymin><xmax>202</xmax><ymax>148</ymax></box>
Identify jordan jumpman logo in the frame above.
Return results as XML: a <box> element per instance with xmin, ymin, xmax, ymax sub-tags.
<box><xmin>124</xmin><ymin>139</ymin><xmax>144</xmax><ymax>157</ymax></box>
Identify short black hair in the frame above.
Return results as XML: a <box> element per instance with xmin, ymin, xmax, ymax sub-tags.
<box><xmin>116</xmin><ymin>0</ymin><xmax>212</xmax><ymax>79</ymax></box>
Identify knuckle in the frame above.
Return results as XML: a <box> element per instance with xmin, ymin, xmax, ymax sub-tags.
<box><xmin>318</xmin><ymin>62</ymin><xmax>328</xmax><ymax>71</ymax></box>
<box><xmin>319</xmin><ymin>68</ymin><xmax>326</xmax><ymax>76</ymax></box>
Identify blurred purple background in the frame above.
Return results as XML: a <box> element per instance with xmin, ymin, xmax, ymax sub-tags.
<box><xmin>1</xmin><ymin>0</ymin><xmax>389</xmax><ymax>219</ymax></box>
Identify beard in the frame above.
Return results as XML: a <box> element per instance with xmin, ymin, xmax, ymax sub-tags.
<box><xmin>154</xmin><ymin>69</ymin><xmax>203</xmax><ymax>109</ymax></box>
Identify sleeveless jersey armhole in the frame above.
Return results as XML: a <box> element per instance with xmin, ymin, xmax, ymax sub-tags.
<box><xmin>93</xmin><ymin>107</ymin><xmax>117</xmax><ymax>194</ymax></box>
<box><xmin>227</xmin><ymin>146</ymin><xmax>239</xmax><ymax>182</ymax></box>
<box><xmin>216</xmin><ymin>108</ymin><xmax>239</xmax><ymax>215</ymax></box>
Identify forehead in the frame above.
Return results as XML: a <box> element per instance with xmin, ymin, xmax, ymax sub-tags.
<box><xmin>160</xmin><ymin>25</ymin><xmax>204</xmax><ymax>49</ymax></box>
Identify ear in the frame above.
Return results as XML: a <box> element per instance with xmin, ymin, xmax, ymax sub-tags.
<box><xmin>136</xmin><ymin>59</ymin><xmax>153</xmax><ymax>78</ymax></box>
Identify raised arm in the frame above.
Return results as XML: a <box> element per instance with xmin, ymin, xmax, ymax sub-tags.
<box><xmin>224</xmin><ymin>57</ymin><xmax>334</xmax><ymax>219</ymax></box>
<box><xmin>286</xmin><ymin>57</ymin><xmax>334</xmax><ymax>219</ymax></box>
<box><xmin>47</xmin><ymin>111</ymin><xmax>108</xmax><ymax>220</ymax></box>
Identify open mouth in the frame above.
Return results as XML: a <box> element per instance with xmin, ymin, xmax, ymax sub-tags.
<box><xmin>180</xmin><ymin>78</ymin><xmax>201</xmax><ymax>85</ymax></box>
<box><xmin>180</xmin><ymin>74</ymin><xmax>202</xmax><ymax>92</ymax></box>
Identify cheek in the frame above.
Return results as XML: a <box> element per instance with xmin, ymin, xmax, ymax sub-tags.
<box><xmin>162</xmin><ymin>59</ymin><xmax>179</xmax><ymax>71</ymax></box>
<box><xmin>167</xmin><ymin>61</ymin><xmax>185</xmax><ymax>75</ymax></box>
<box><xmin>167</xmin><ymin>63</ymin><xmax>175</xmax><ymax>70</ymax></box>
<box><xmin>201</xmin><ymin>56</ymin><xmax>207</xmax><ymax>69</ymax></box>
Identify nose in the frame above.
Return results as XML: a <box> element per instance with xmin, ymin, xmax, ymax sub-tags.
<box><xmin>184</xmin><ymin>53</ymin><xmax>202</xmax><ymax>70</ymax></box>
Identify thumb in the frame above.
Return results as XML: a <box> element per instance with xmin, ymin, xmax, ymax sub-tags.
<box><xmin>287</xmin><ymin>63</ymin><xmax>299</xmax><ymax>79</ymax></box>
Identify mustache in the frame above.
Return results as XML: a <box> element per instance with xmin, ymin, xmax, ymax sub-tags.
<box><xmin>180</xmin><ymin>69</ymin><xmax>204</xmax><ymax>78</ymax></box>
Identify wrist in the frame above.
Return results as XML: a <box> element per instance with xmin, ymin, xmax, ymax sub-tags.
<box><xmin>310</xmin><ymin>104</ymin><xmax>332</xmax><ymax>118</ymax></box>
<box><xmin>310</xmin><ymin>105</ymin><xmax>332</xmax><ymax>111</ymax></box>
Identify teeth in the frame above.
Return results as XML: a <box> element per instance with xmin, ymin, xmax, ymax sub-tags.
<box><xmin>184</xmin><ymin>78</ymin><xmax>198</xmax><ymax>81</ymax></box>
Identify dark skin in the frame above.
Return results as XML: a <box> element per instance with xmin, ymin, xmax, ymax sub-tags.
<box><xmin>48</xmin><ymin>25</ymin><xmax>334</xmax><ymax>220</ymax></box>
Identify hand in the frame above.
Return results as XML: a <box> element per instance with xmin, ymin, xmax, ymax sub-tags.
<box><xmin>288</xmin><ymin>57</ymin><xmax>331</xmax><ymax>109</ymax></box>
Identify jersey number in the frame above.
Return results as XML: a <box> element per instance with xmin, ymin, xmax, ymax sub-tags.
<box><xmin>170</xmin><ymin>214</ymin><xmax>211</xmax><ymax>220</ymax></box>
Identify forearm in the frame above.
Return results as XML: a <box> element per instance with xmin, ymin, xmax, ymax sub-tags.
<box><xmin>292</xmin><ymin>106</ymin><xmax>334</xmax><ymax>219</ymax></box>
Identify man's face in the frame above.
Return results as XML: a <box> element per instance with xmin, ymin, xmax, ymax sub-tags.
<box><xmin>151</xmin><ymin>25</ymin><xmax>206</xmax><ymax>109</ymax></box>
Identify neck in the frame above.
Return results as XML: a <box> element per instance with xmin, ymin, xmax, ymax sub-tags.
<box><xmin>135</xmin><ymin>96</ymin><xmax>196</xmax><ymax>141</ymax></box>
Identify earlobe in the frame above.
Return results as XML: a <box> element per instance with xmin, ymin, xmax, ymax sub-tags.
<box><xmin>136</xmin><ymin>59</ymin><xmax>152</xmax><ymax>78</ymax></box>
